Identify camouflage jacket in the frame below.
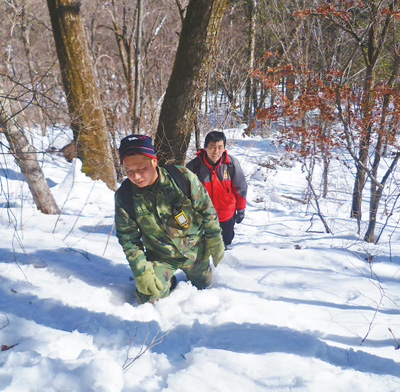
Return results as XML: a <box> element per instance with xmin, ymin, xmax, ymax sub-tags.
<box><xmin>114</xmin><ymin>166</ymin><xmax>221</xmax><ymax>277</ymax></box>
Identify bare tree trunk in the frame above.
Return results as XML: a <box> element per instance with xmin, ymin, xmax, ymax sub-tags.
<box><xmin>0</xmin><ymin>95</ymin><xmax>60</xmax><ymax>214</ymax></box>
<box><xmin>322</xmin><ymin>153</ymin><xmax>329</xmax><ymax>199</ymax></box>
<box><xmin>364</xmin><ymin>153</ymin><xmax>400</xmax><ymax>243</ymax></box>
<box><xmin>350</xmin><ymin>110</ymin><xmax>373</xmax><ymax>223</ymax></box>
<box><xmin>349</xmin><ymin>1</ymin><xmax>397</xmax><ymax>222</ymax></box>
<box><xmin>194</xmin><ymin>117</ymin><xmax>201</xmax><ymax>151</ymax></box>
<box><xmin>133</xmin><ymin>0</ymin><xmax>143</xmax><ymax>134</ymax></box>
<box><xmin>108</xmin><ymin>0</ymin><xmax>135</xmax><ymax>129</ymax></box>
<box><xmin>364</xmin><ymin>50</ymin><xmax>400</xmax><ymax>242</ymax></box>
<box><xmin>46</xmin><ymin>0</ymin><xmax>117</xmax><ymax>190</ymax></box>
<box><xmin>350</xmin><ymin>62</ymin><xmax>375</xmax><ymax>223</ymax></box>
<box><xmin>20</xmin><ymin>1</ymin><xmax>47</xmax><ymax>137</ymax></box>
<box><xmin>155</xmin><ymin>0</ymin><xmax>228</xmax><ymax>165</ymax></box>
<box><xmin>243</xmin><ymin>0</ymin><xmax>257</xmax><ymax>125</ymax></box>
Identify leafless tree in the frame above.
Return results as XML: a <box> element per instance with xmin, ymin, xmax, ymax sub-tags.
<box><xmin>0</xmin><ymin>0</ymin><xmax>63</xmax><ymax>214</ymax></box>
<box><xmin>243</xmin><ymin>0</ymin><xmax>257</xmax><ymax>126</ymax></box>
<box><xmin>155</xmin><ymin>0</ymin><xmax>228</xmax><ymax>165</ymax></box>
<box><xmin>46</xmin><ymin>0</ymin><xmax>117</xmax><ymax>190</ymax></box>
<box><xmin>0</xmin><ymin>92</ymin><xmax>60</xmax><ymax>214</ymax></box>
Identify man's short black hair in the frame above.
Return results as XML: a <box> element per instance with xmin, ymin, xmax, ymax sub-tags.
<box><xmin>204</xmin><ymin>131</ymin><xmax>226</xmax><ymax>148</ymax></box>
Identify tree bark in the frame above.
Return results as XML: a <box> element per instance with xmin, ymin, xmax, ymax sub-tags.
<box><xmin>243</xmin><ymin>0</ymin><xmax>257</xmax><ymax>125</ymax></box>
<box><xmin>133</xmin><ymin>0</ymin><xmax>143</xmax><ymax>134</ymax></box>
<box><xmin>0</xmin><ymin>95</ymin><xmax>60</xmax><ymax>215</ymax></box>
<box><xmin>349</xmin><ymin>1</ymin><xmax>398</xmax><ymax>221</ymax></box>
<box><xmin>20</xmin><ymin>2</ymin><xmax>47</xmax><ymax>137</ymax></box>
<box><xmin>350</xmin><ymin>64</ymin><xmax>374</xmax><ymax>222</ymax></box>
<box><xmin>364</xmin><ymin>50</ymin><xmax>400</xmax><ymax>242</ymax></box>
<box><xmin>46</xmin><ymin>0</ymin><xmax>117</xmax><ymax>190</ymax></box>
<box><xmin>155</xmin><ymin>0</ymin><xmax>228</xmax><ymax>165</ymax></box>
<box><xmin>364</xmin><ymin>153</ymin><xmax>400</xmax><ymax>243</ymax></box>
<box><xmin>109</xmin><ymin>0</ymin><xmax>135</xmax><ymax>129</ymax></box>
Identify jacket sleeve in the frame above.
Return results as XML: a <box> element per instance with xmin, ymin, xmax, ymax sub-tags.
<box><xmin>230</xmin><ymin>155</ymin><xmax>247</xmax><ymax>210</ymax></box>
<box><xmin>114</xmin><ymin>191</ymin><xmax>149</xmax><ymax>278</ymax></box>
<box><xmin>181</xmin><ymin>167</ymin><xmax>221</xmax><ymax>239</ymax></box>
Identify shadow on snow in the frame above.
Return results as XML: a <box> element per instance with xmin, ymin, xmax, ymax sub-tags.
<box><xmin>1</xmin><ymin>248</ymin><xmax>399</xmax><ymax>379</ymax></box>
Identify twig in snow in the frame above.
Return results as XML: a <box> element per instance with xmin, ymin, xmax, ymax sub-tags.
<box><xmin>122</xmin><ymin>330</ymin><xmax>170</xmax><ymax>373</ymax></box>
<box><xmin>388</xmin><ymin>328</ymin><xmax>400</xmax><ymax>350</ymax></box>
<box><xmin>1</xmin><ymin>343</ymin><xmax>19</xmax><ymax>351</ymax></box>
<box><xmin>361</xmin><ymin>266</ymin><xmax>385</xmax><ymax>344</ymax></box>
<box><xmin>375</xmin><ymin>193</ymin><xmax>400</xmax><ymax>244</ymax></box>
<box><xmin>63</xmin><ymin>180</ymin><xmax>97</xmax><ymax>241</ymax></box>
<box><xmin>281</xmin><ymin>194</ymin><xmax>310</xmax><ymax>204</ymax></box>
<box><xmin>102</xmin><ymin>222</ymin><xmax>115</xmax><ymax>257</ymax></box>
<box><xmin>0</xmin><ymin>313</ymin><xmax>9</xmax><ymax>330</ymax></box>
<box><xmin>65</xmin><ymin>247</ymin><xmax>90</xmax><ymax>260</ymax></box>
<box><xmin>305</xmin><ymin>175</ymin><xmax>333</xmax><ymax>234</ymax></box>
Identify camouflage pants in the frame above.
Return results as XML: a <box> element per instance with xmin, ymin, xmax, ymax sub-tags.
<box><xmin>135</xmin><ymin>244</ymin><xmax>212</xmax><ymax>304</ymax></box>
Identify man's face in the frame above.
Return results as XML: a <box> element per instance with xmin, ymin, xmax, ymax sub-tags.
<box><xmin>204</xmin><ymin>140</ymin><xmax>225</xmax><ymax>164</ymax></box>
<box><xmin>123</xmin><ymin>154</ymin><xmax>158</xmax><ymax>187</ymax></box>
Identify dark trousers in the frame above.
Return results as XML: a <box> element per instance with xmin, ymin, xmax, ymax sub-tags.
<box><xmin>220</xmin><ymin>215</ymin><xmax>235</xmax><ymax>246</ymax></box>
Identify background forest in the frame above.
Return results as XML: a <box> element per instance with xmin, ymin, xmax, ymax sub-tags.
<box><xmin>1</xmin><ymin>0</ymin><xmax>400</xmax><ymax>243</ymax></box>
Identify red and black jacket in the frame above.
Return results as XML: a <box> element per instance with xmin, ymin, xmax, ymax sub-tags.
<box><xmin>186</xmin><ymin>149</ymin><xmax>247</xmax><ymax>222</ymax></box>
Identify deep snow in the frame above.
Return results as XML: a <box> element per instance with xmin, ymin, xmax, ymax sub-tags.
<box><xmin>1</xmin><ymin>128</ymin><xmax>400</xmax><ymax>391</ymax></box>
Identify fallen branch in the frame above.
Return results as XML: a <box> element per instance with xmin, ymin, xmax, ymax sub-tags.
<box><xmin>1</xmin><ymin>343</ymin><xmax>19</xmax><ymax>351</ymax></box>
<box><xmin>122</xmin><ymin>330</ymin><xmax>170</xmax><ymax>372</ymax></box>
<box><xmin>281</xmin><ymin>195</ymin><xmax>309</xmax><ymax>204</ymax></box>
<box><xmin>306</xmin><ymin>173</ymin><xmax>333</xmax><ymax>234</ymax></box>
<box><xmin>361</xmin><ymin>268</ymin><xmax>385</xmax><ymax>344</ymax></box>
<box><xmin>102</xmin><ymin>222</ymin><xmax>115</xmax><ymax>257</ymax></box>
<box><xmin>388</xmin><ymin>328</ymin><xmax>400</xmax><ymax>350</ymax></box>
<box><xmin>0</xmin><ymin>313</ymin><xmax>9</xmax><ymax>330</ymax></box>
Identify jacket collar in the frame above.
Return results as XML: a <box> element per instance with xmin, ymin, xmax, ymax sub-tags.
<box><xmin>197</xmin><ymin>149</ymin><xmax>230</xmax><ymax>169</ymax></box>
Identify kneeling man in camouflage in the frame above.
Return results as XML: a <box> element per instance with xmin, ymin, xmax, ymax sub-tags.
<box><xmin>115</xmin><ymin>135</ymin><xmax>224</xmax><ymax>304</ymax></box>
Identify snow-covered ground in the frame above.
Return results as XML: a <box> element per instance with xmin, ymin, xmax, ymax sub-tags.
<box><xmin>1</xmin><ymin>128</ymin><xmax>400</xmax><ymax>391</ymax></box>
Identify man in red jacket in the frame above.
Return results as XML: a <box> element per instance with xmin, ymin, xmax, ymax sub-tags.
<box><xmin>186</xmin><ymin>131</ymin><xmax>247</xmax><ymax>248</ymax></box>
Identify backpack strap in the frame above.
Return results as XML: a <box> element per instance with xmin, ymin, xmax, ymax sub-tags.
<box><xmin>227</xmin><ymin>154</ymin><xmax>235</xmax><ymax>179</ymax></box>
<box><xmin>117</xmin><ymin>178</ymin><xmax>137</xmax><ymax>220</ymax></box>
<box><xmin>162</xmin><ymin>164</ymin><xmax>191</xmax><ymax>199</ymax></box>
<box><xmin>192</xmin><ymin>157</ymin><xmax>202</xmax><ymax>176</ymax></box>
